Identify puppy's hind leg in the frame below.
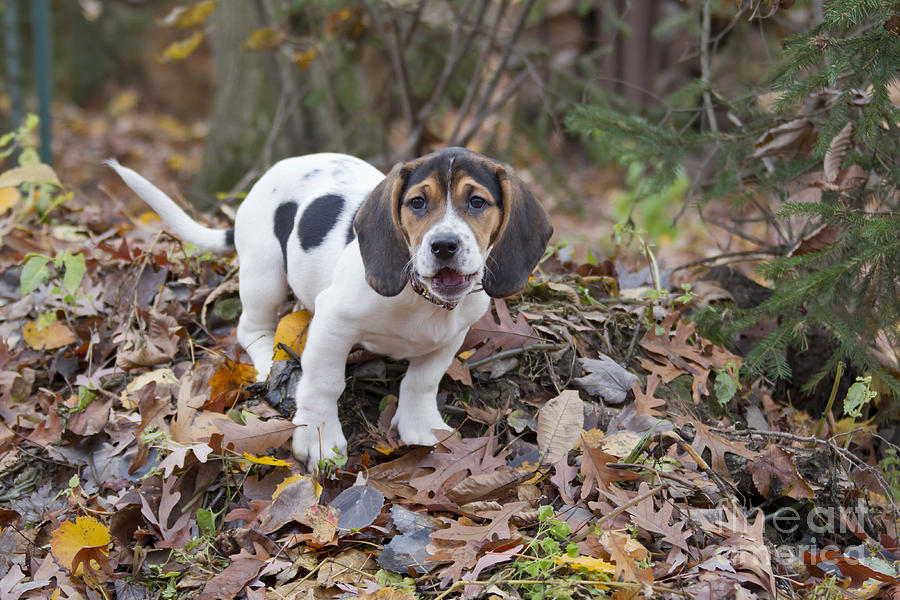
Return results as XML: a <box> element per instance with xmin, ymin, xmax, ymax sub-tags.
<box><xmin>236</xmin><ymin>264</ymin><xmax>288</xmax><ymax>381</ymax></box>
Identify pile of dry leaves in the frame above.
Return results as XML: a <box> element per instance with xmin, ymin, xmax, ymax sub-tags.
<box><xmin>1</xmin><ymin>117</ymin><xmax>899</xmax><ymax>600</ymax></box>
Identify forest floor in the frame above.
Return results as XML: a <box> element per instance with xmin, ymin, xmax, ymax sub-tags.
<box><xmin>1</xmin><ymin>98</ymin><xmax>899</xmax><ymax>600</ymax></box>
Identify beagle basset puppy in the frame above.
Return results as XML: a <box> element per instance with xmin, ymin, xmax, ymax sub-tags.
<box><xmin>108</xmin><ymin>147</ymin><xmax>552</xmax><ymax>470</ymax></box>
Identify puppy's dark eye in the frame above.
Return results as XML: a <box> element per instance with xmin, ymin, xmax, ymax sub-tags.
<box><xmin>410</xmin><ymin>196</ymin><xmax>426</xmax><ymax>211</ymax></box>
<box><xmin>469</xmin><ymin>196</ymin><xmax>486</xmax><ymax>211</ymax></box>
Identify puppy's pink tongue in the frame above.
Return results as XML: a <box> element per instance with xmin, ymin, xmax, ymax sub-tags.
<box><xmin>435</xmin><ymin>268</ymin><xmax>465</xmax><ymax>287</ymax></box>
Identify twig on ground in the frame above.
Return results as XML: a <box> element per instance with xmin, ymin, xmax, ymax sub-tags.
<box><xmin>464</xmin><ymin>343</ymin><xmax>566</xmax><ymax>370</ymax></box>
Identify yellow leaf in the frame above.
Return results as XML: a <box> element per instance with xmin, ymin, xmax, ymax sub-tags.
<box><xmin>107</xmin><ymin>89</ymin><xmax>139</xmax><ymax>117</ymax></box>
<box><xmin>165</xmin><ymin>153</ymin><xmax>186</xmax><ymax>171</ymax></box>
<box><xmin>242</xmin><ymin>452</ymin><xmax>291</xmax><ymax>467</ymax></box>
<box><xmin>159</xmin><ymin>31</ymin><xmax>204</xmax><ymax>63</ymax></box>
<box><xmin>554</xmin><ymin>554</ymin><xmax>616</xmax><ymax>576</ymax></box>
<box><xmin>161</xmin><ymin>0</ymin><xmax>217</xmax><ymax>28</ymax></box>
<box><xmin>0</xmin><ymin>187</ymin><xmax>20</xmax><ymax>216</ymax></box>
<box><xmin>244</xmin><ymin>26</ymin><xmax>284</xmax><ymax>51</ymax></box>
<box><xmin>23</xmin><ymin>319</ymin><xmax>76</xmax><ymax>351</ymax></box>
<box><xmin>50</xmin><ymin>516</ymin><xmax>111</xmax><ymax>575</ymax></box>
<box><xmin>293</xmin><ymin>48</ymin><xmax>317</xmax><ymax>71</ymax></box>
<box><xmin>273</xmin><ymin>310</ymin><xmax>311</xmax><ymax>361</ymax></box>
<box><xmin>0</xmin><ymin>163</ymin><xmax>61</xmax><ymax>187</ymax></box>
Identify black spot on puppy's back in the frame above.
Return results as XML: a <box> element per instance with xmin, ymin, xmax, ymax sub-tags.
<box><xmin>274</xmin><ymin>202</ymin><xmax>298</xmax><ymax>268</ymax></box>
<box><xmin>299</xmin><ymin>195</ymin><xmax>344</xmax><ymax>251</ymax></box>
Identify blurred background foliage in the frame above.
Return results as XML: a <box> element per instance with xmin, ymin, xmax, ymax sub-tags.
<box><xmin>1</xmin><ymin>0</ymin><xmax>898</xmax><ymax>397</ymax></box>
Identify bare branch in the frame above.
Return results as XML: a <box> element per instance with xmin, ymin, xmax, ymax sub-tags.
<box><xmin>365</xmin><ymin>2</ymin><xmax>415</xmax><ymax>129</ymax></box>
<box><xmin>449</xmin><ymin>0</ymin><xmax>510</xmax><ymax>143</ymax></box>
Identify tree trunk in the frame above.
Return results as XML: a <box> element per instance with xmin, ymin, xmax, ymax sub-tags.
<box><xmin>192</xmin><ymin>0</ymin><xmax>286</xmax><ymax>208</ymax></box>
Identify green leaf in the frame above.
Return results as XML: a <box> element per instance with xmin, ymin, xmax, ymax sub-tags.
<box><xmin>196</xmin><ymin>508</ymin><xmax>216</xmax><ymax>536</ymax></box>
<box><xmin>35</xmin><ymin>310</ymin><xmax>57</xmax><ymax>330</ymax></box>
<box><xmin>212</xmin><ymin>297</ymin><xmax>242</xmax><ymax>322</ymax></box>
<box><xmin>714</xmin><ymin>371</ymin><xmax>738</xmax><ymax>405</ymax></box>
<box><xmin>843</xmin><ymin>377</ymin><xmax>875</xmax><ymax>418</ymax></box>
<box><xmin>76</xmin><ymin>386</ymin><xmax>95</xmax><ymax>411</ymax></box>
<box><xmin>20</xmin><ymin>255</ymin><xmax>52</xmax><ymax>295</ymax></box>
<box><xmin>60</xmin><ymin>252</ymin><xmax>86</xmax><ymax>294</ymax></box>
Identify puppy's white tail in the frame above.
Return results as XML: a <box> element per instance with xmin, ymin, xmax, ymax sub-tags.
<box><xmin>105</xmin><ymin>159</ymin><xmax>233</xmax><ymax>253</ymax></box>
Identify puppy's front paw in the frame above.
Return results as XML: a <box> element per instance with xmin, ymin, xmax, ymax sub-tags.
<box><xmin>291</xmin><ymin>418</ymin><xmax>347</xmax><ymax>472</ymax></box>
<box><xmin>252</xmin><ymin>357</ymin><xmax>273</xmax><ymax>382</ymax></box>
<box><xmin>392</xmin><ymin>407</ymin><xmax>451</xmax><ymax>447</ymax></box>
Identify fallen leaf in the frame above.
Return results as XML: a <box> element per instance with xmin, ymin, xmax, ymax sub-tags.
<box><xmin>208</xmin><ymin>360</ymin><xmax>257</xmax><ymax>409</ymax></box>
<box><xmin>242</xmin><ymin>452</ymin><xmax>291</xmax><ymax>467</ymax></box>
<box><xmin>272</xmin><ymin>310</ymin><xmax>311</xmax><ymax>361</ymax></box>
<box><xmin>824</xmin><ymin>122</ymin><xmax>853</xmax><ymax>183</ymax></box>
<box><xmin>747</xmin><ymin>445</ymin><xmax>816</xmax><ymax>499</ymax></box>
<box><xmin>580</xmin><ymin>446</ymin><xmax>639</xmax><ymax>498</ymax></box>
<box><xmin>633</xmin><ymin>374</ymin><xmax>666</xmax><ymax>416</ymax></box>
<box><xmin>157</xmin><ymin>442</ymin><xmax>214</xmax><ymax>478</ymax></box>
<box><xmin>49</xmin><ymin>516</ymin><xmax>111</xmax><ymax>576</ymax></box>
<box><xmin>197</xmin><ymin>557</ymin><xmax>266</xmax><ymax>600</ymax></box>
<box><xmin>460</xmin><ymin>299</ymin><xmax>539</xmax><ymax>363</ymax></box>
<box><xmin>573</xmin><ymin>355</ymin><xmax>638</xmax><ymax>404</ymax></box>
<box><xmin>598</xmin><ymin>530</ymin><xmax>653</xmax><ymax>585</ymax></box>
<box><xmin>0</xmin><ymin>163</ymin><xmax>61</xmax><ymax>187</ymax></box>
<box><xmin>677</xmin><ymin>417</ymin><xmax>757</xmax><ymax>476</ymax></box>
<box><xmin>446</xmin><ymin>467</ymin><xmax>522</xmax><ymax>504</ymax></box>
<box><xmin>259</xmin><ymin>475</ymin><xmax>319</xmax><ymax>534</ymax></box>
<box><xmin>537</xmin><ymin>390</ymin><xmax>584</xmax><ymax>465</ymax></box>
<box><xmin>0</xmin><ymin>187</ymin><xmax>19</xmax><ymax>216</ymax></box>
<box><xmin>554</xmin><ymin>554</ymin><xmax>616</xmax><ymax>576</ymax></box>
<box><xmin>22</xmin><ymin>319</ymin><xmax>76</xmax><ymax>351</ymax></box>
<box><xmin>331</xmin><ymin>484</ymin><xmax>385</xmax><ymax>532</ymax></box>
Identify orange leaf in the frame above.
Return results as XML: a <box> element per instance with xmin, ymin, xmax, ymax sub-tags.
<box><xmin>49</xmin><ymin>516</ymin><xmax>111</xmax><ymax>575</ymax></box>
<box><xmin>208</xmin><ymin>359</ymin><xmax>257</xmax><ymax>409</ymax></box>
<box><xmin>22</xmin><ymin>319</ymin><xmax>76</xmax><ymax>351</ymax></box>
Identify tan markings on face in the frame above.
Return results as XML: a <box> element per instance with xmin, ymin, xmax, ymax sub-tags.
<box><xmin>452</xmin><ymin>174</ymin><xmax>503</xmax><ymax>252</ymax></box>
<box><xmin>398</xmin><ymin>174</ymin><xmax>447</xmax><ymax>251</ymax></box>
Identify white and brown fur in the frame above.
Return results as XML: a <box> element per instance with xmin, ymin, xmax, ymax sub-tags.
<box><xmin>108</xmin><ymin>147</ymin><xmax>552</xmax><ymax>470</ymax></box>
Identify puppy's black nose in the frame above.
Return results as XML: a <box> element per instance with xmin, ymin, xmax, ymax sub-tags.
<box><xmin>431</xmin><ymin>236</ymin><xmax>459</xmax><ymax>260</ymax></box>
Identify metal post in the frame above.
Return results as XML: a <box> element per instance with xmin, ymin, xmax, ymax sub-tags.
<box><xmin>2</xmin><ymin>0</ymin><xmax>25</xmax><ymax>131</ymax></box>
<box><xmin>31</xmin><ymin>0</ymin><xmax>53</xmax><ymax>165</ymax></box>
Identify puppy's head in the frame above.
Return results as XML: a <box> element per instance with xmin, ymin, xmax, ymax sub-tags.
<box><xmin>355</xmin><ymin>147</ymin><xmax>553</xmax><ymax>303</ymax></box>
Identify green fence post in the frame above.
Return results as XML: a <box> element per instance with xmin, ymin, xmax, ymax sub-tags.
<box><xmin>31</xmin><ymin>0</ymin><xmax>53</xmax><ymax>165</ymax></box>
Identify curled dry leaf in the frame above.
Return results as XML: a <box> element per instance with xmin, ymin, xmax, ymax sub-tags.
<box><xmin>824</xmin><ymin>122</ymin><xmax>853</xmax><ymax>183</ymax></box>
<box><xmin>446</xmin><ymin>467</ymin><xmax>521</xmax><ymax>504</ymax></box>
<box><xmin>537</xmin><ymin>390</ymin><xmax>584</xmax><ymax>465</ymax></box>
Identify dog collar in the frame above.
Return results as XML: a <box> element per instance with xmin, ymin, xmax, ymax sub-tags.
<box><xmin>409</xmin><ymin>272</ymin><xmax>459</xmax><ymax>310</ymax></box>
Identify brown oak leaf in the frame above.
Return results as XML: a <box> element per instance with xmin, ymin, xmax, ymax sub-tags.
<box><xmin>676</xmin><ymin>417</ymin><xmax>757</xmax><ymax>477</ymax></box>
<box><xmin>747</xmin><ymin>444</ymin><xmax>815</xmax><ymax>499</ymax></box>
<box><xmin>580</xmin><ymin>446</ymin><xmax>640</xmax><ymax>499</ymax></box>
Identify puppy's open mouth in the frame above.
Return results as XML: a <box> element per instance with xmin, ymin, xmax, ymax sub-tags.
<box><xmin>428</xmin><ymin>268</ymin><xmax>475</xmax><ymax>294</ymax></box>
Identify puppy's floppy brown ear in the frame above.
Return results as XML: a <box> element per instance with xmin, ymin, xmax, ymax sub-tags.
<box><xmin>483</xmin><ymin>165</ymin><xmax>553</xmax><ymax>298</ymax></box>
<box><xmin>354</xmin><ymin>163</ymin><xmax>411</xmax><ymax>296</ymax></box>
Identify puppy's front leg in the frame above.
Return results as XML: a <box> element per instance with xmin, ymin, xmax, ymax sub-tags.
<box><xmin>291</xmin><ymin>305</ymin><xmax>356</xmax><ymax>472</ymax></box>
<box><xmin>392</xmin><ymin>332</ymin><xmax>466</xmax><ymax>447</ymax></box>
